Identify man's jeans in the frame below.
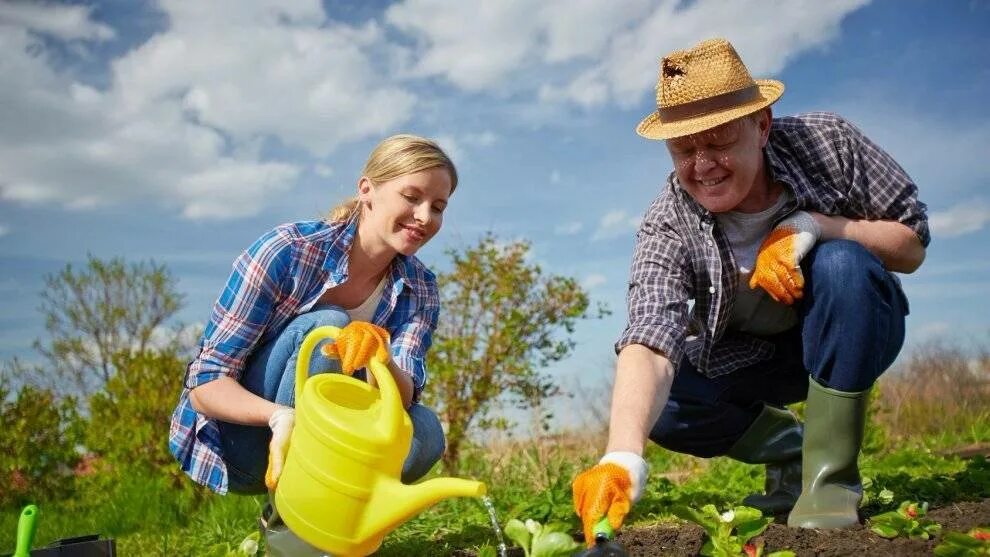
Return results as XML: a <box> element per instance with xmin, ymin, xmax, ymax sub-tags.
<box><xmin>217</xmin><ymin>305</ymin><xmax>446</xmax><ymax>493</ymax></box>
<box><xmin>651</xmin><ymin>240</ymin><xmax>908</xmax><ymax>457</ymax></box>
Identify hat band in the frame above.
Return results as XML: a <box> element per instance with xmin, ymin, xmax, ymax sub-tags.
<box><xmin>657</xmin><ymin>84</ymin><xmax>760</xmax><ymax>123</ymax></box>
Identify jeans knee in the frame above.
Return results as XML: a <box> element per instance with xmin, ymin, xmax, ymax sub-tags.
<box><xmin>807</xmin><ymin>240</ymin><xmax>879</xmax><ymax>287</ymax></box>
<box><xmin>285</xmin><ymin>306</ymin><xmax>351</xmax><ymax>333</ymax></box>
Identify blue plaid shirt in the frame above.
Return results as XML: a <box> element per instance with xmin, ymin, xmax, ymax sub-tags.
<box><xmin>616</xmin><ymin>112</ymin><xmax>929</xmax><ymax>377</ymax></box>
<box><xmin>169</xmin><ymin>218</ymin><xmax>440</xmax><ymax>493</ymax></box>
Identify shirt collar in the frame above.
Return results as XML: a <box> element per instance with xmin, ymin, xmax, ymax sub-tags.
<box><xmin>322</xmin><ymin>215</ymin><xmax>411</xmax><ymax>290</ymax></box>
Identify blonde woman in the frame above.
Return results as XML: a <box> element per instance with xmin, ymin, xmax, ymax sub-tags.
<box><xmin>169</xmin><ymin>134</ymin><xmax>455</xmax><ymax>496</ymax></box>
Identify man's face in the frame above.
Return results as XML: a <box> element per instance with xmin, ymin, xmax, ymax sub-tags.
<box><xmin>666</xmin><ymin>110</ymin><xmax>771</xmax><ymax>213</ymax></box>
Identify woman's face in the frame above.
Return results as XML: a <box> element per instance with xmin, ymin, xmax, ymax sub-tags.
<box><xmin>359</xmin><ymin>167</ymin><xmax>453</xmax><ymax>256</ymax></box>
<box><xmin>666</xmin><ymin>110</ymin><xmax>772</xmax><ymax>213</ymax></box>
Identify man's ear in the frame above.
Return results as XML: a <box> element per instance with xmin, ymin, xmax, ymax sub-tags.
<box><xmin>758</xmin><ymin>107</ymin><xmax>772</xmax><ymax>147</ymax></box>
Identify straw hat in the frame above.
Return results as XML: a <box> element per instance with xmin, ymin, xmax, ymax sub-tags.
<box><xmin>636</xmin><ymin>38</ymin><xmax>784</xmax><ymax>140</ymax></box>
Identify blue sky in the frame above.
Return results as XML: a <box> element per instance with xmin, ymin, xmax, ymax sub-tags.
<box><xmin>1</xmin><ymin>0</ymin><xmax>988</xmax><ymax>421</ymax></box>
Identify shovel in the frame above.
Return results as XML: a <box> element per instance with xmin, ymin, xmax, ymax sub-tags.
<box><xmin>575</xmin><ymin>517</ymin><xmax>628</xmax><ymax>557</ymax></box>
<box><xmin>13</xmin><ymin>505</ymin><xmax>38</xmax><ymax>557</ymax></box>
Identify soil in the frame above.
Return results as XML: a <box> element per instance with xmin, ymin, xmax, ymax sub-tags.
<box><xmin>611</xmin><ymin>498</ymin><xmax>990</xmax><ymax>557</ymax></box>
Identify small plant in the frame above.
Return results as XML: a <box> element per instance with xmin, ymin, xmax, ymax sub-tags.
<box><xmin>742</xmin><ymin>539</ymin><xmax>796</xmax><ymax>557</ymax></box>
<box><xmin>934</xmin><ymin>527</ymin><xmax>990</xmax><ymax>556</ymax></box>
<box><xmin>504</xmin><ymin>518</ymin><xmax>581</xmax><ymax>557</ymax></box>
<box><xmin>869</xmin><ymin>501</ymin><xmax>942</xmax><ymax>540</ymax></box>
<box><xmin>203</xmin><ymin>531</ymin><xmax>260</xmax><ymax>557</ymax></box>
<box><xmin>672</xmin><ymin>504</ymin><xmax>774</xmax><ymax>557</ymax></box>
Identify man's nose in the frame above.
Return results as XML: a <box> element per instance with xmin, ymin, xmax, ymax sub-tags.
<box><xmin>693</xmin><ymin>150</ymin><xmax>717</xmax><ymax>174</ymax></box>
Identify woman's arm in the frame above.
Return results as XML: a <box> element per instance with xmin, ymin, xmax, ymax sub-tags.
<box><xmin>189</xmin><ymin>377</ymin><xmax>280</xmax><ymax>426</ymax></box>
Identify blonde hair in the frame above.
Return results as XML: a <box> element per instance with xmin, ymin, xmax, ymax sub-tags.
<box><xmin>327</xmin><ymin>134</ymin><xmax>458</xmax><ymax>222</ymax></box>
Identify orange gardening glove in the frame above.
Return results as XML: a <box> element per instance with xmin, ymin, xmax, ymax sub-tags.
<box><xmin>264</xmin><ymin>405</ymin><xmax>294</xmax><ymax>490</ymax></box>
<box><xmin>572</xmin><ymin>452</ymin><xmax>647</xmax><ymax>547</ymax></box>
<box><xmin>320</xmin><ymin>321</ymin><xmax>391</xmax><ymax>375</ymax></box>
<box><xmin>749</xmin><ymin>211</ymin><xmax>821</xmax><ymax>305</ymax></box>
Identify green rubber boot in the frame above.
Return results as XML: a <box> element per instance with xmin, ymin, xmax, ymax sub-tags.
<box><xmin>726</xmin><ymin>405</ymin><xmax>803</xmax><ymax>515</ymax></box>
<box><xmin>787</xmin><ymin>378</ymin><xmax>870</xmax><ymax>529</ymax></box>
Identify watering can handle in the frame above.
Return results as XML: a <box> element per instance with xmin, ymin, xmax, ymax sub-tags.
<box><xmin>294</xmin><ymin>325</ymin><xmax>404</xmax><ymax>436</ymax></box>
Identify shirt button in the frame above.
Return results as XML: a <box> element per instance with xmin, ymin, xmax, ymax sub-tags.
<box><xmin>707</xmin><ymin>240</ymin><xmax>714</xmax><ymax>247</ymax></box>
<box><xmin>708</xmin><ymin>286</ymin><xmax>716</xmax><ymax>294</ymax></box>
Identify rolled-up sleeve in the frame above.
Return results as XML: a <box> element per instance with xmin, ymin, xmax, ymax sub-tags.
<box><xmin>185</xmin><ymin>229</ymin><xmax>294</xmax><ymax>388</ymax></box>
<box><xmin>615</xmin><ymin>214</ymin><xmax>692</xmax><ymax>366</ymax></box>
<box><xmin>835</xmin><ymin>116</ymin><xmax>930</xmax><ymax>248</ymax></box>
<box><xmin>389</xmin><ymin>280</ymin><xmax>440</xmax><ymax>401</ymax></box>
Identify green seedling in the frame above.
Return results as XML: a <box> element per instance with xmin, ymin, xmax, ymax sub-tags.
<box><xmin>672</xmin><ymin>504</ymin><xmax>773</xmax><ymax>557</ymax></box>
<box><xmin>869</xmin><ymin>501</ymin><xmax>942</xmax><ymax>540</ymax></box>
<box><xmin>743</xmin><ymin>539</ymin><xmax>796</xmax><ymax>557</ymax></box>
<box><xmin>934</xmin><ymin>527</ymin><xmax>990</xmax><ymax>556</ymax></box>
<box><xmin>504</xmin><ymin>518</ymin><xmax>582</xmax><ymax>557</ymax></box>
<box><xmin>203</xmin><ymin>531</ymin><xmax>260</xmax><ymax>557</ymax></box>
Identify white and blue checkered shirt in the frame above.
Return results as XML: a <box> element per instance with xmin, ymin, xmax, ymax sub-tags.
<box><xmin>169</xmin><ymin>217</ymin><xmax>440</xmax><ymax>493</ymax></box>
<box><xmin>616</xmin><ymin>112</ymin><xmax>929</xmax><ymax>377</ymax></box>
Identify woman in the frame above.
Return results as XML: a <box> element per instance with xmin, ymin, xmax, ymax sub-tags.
<box><xmin>169</xmin><ymin>134</ymin><xmax>455</xmax><ymax>495</ymax></box>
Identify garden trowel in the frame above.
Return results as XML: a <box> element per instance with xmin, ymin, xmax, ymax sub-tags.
<box><xmin>576</xmin><ymin>517</ymin><xmax>628</xmax><ymax>557</ymax></box>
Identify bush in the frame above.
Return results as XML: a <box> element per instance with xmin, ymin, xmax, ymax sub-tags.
<box><xmin>0</xmin><ymin>382</ymin><xmax>84</xmax><ymax>508</ymax></box>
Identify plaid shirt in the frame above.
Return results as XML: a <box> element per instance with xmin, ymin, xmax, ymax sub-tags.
<box><xmin>616</xmin><ymin>112</ymin><xmax>929</xmax><ymax>377</ymax></box>
<box><xmin>169</xmin><ymin>218</ymin><xmax>440</xmax><ymax>493</ymax></box>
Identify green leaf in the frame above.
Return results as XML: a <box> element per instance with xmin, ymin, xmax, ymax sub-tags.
<box><xmin>870</xmin><ymin>523</ymin><xmax>901</xmax><ymax>539</ymax></box>
<box><xmin>531</xmin><ymin>531</ymin><xmax>581</xmax><ymax>557</ymax></box>
<box><xmin>735</xmin><ymin>518</ymin><xmax>772</xmax><ymax>544</ymax></box>
<box><xmin>505</xmin><ymin>518</ymin><xmax>532</xmax><ymax>556</ymax></box>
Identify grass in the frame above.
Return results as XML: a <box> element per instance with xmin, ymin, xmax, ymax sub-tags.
<box><xmin>2</xmin><ymin>342</ymin><xmax>988</xmax><ymax>556</ymax></box>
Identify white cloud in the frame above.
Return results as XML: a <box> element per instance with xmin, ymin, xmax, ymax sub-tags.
<box><xmin>582</xmin><ymin>273</ymin><xmax>607</xmax><ymax>289</ymax></box>
<box><xmin>550</xmin><ymin>170</ymin><xmax>561</xmax><ymax>184</ymax></box>
<box><xmin>592</xmin><ymin>209</ymin><xmax>640</xmax><ymax>240</ymax></box>
<box><xmin>313</xmin><ymin>164</ymin><xmax>334</xmax><ymax>178</ymax></box>
<box><xmin>0</xmin><ymin>225</ymin><xmax>8</xmax><ymax>238</ymax></box>
<box><xmin>0</xmin><ymin>1</ymin><xmax>415</xmax><ymax>220</ymax></box>
<box><xmin>929</xmin><ymin>199</ymin><xmax>990</xmax><ymax>238</ymax></box>
<box><xmin>555</xmin><ymin>221</ymin><xmax>583</xmax><ymax>235</ymax></box>
<box><xmin>389</xmin><ymin>0</ymin><xmax>867</xmax><ymax>107</ymax></box>
<box><xmin>463</xmin><ymin>131</ymin><xmax>498</xmax><ymax>147</ymax></box>
<box><xmin>0</xmin><ymin>1</ymin><xmax>115</xmax><ymax>41</ymax></box>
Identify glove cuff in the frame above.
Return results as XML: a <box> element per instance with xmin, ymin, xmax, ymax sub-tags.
<box><xmin>600</xmin><ymin>451</ymin><xmax>648</xmax><ymax>502</ymax></box>
<box><xmin>780</xmin><ymin>210</ymin><xmax>821</xmax><ymax>240</ymax></box>
<box><xmin>269</xmin><ymin>405</ymin><xmax>295</xmax><ymax>429</ymax></box>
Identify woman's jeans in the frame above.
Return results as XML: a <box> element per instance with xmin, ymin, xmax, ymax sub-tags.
<box><xmin>217</xmin><ymin>306</ymin><xmax>446</xmax><ymax>494</ymax></box>
<box><xmin>651</xmin><ymin>240</ymin><xmax>908</xmax><ymax>457</ymax></box>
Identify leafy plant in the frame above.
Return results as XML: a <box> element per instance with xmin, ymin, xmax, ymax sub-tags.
<box><xmin>934</xmin><ymin>527</ymin><xmax>990</xmax><ymax>556</ymax></box>
<box><xmin>504</xmin><ymin>518</ymin><xmax>581</xmax><ymax>557</ymax></box>
<box><xmin>742</xmin><ymin>539</ymin><xmax>796</xmax><ymax>557</ymax></box>
<box><xmin>672</xmin><ymin>504</ymin><xmax>772</xmax><ymax>557</ymax></box>
<box><xmin>869</xmin><ymin>501</ymin><xmax>942</xmax><ymax>539</ymax></box>
<box><xmin>202</xmin><ymin>531</ymin><xmax>260</xmax><ymax>557</ymax></box>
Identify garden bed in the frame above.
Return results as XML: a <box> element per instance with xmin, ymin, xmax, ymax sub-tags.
<box><xmin>611</xmin><ymin>498</ymin><xmax>990</xmax><ymax>556</ymax></box>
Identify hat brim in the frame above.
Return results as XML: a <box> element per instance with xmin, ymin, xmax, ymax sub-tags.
<box><xmin>635</xmin><ymin>80</ymin><xmax>785</xmax><ymax>141</ymax></box>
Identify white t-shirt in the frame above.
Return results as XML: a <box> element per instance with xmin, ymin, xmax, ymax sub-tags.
<box><xmin>715</xmin><ymin>190</ymin><xmax>798</xmax><ymax>336</ymax></box>
<box><xmin>344</xmin><ymin>274</ymin><xmax>388</xmax><ymax>323</ymax></box>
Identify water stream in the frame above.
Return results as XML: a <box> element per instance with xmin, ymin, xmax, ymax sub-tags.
<box><xmin>480</xmin><ymin>495</ymin><xmax>508</xmax><ymax>557</ymax></box>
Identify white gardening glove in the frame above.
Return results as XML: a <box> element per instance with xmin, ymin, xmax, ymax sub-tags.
<box><xmin>264</xmin><ymin>406</ymin><xmax>295</xmax><ymax>491</ymax></box>
<box><xmin>749</xmin><ymin>210</ymin><xmax>821</xmax><ymax>305</ymax></box>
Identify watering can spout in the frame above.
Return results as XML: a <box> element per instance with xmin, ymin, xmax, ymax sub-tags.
<box><xmin>360</xmin><ymin>476</ymin><xmax>487</xmax><ymax>541</ymax></box>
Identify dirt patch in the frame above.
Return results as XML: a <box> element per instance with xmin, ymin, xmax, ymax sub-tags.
<box><xmin>610</xmin><ymin>499</ymin><xmax>990</xmax><ymax>556</ymax></box>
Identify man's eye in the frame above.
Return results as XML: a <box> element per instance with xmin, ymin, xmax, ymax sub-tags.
<box><xmin>432</xmin><ymin>204</ymin><xmax>446</xmax><ymax>213</ymax></box>
<box><xmin>402</xmin><ymin>194</ymin><xmax>418</xmax><ymax>202</ymax></box>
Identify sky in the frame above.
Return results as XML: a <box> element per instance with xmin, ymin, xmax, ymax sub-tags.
<box><xmin>1</xmin><ymin>0</ymin><xmax>989</xmax><ymax>425</ymax></box>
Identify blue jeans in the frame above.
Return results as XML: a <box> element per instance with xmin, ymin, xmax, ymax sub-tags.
<box><xmin>650</xmin><ymin>240</ymin><xmax>908</xmax><ymax>457</ymax></box>
<box><xmin>217</xmin><ymin>305</ymin><xmax>446</xmax><ymax>493</ymax></box>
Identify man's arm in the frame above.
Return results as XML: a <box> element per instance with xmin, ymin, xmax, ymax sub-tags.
<box><xmin>606</xmin><ymin>344</ymin><xmax>676</xmax><ymax>455</ymax></box>
<box><xmin>811</xmin><ymin>214</ymin><xmax>926</xmax><ymax>273</ymax></box>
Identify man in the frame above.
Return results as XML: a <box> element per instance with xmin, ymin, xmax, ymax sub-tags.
<box><xmin>571</xmin><ymin>38</ymin><xmax>928</xmax><ymax>545</ymax></box>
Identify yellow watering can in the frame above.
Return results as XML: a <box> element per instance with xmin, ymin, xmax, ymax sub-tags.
<box><xmin>274</xmin><ymin>325</ymin><xmax>486</xmax><ymax>556</ymax></box>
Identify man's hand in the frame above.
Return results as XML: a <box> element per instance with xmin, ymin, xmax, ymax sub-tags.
<box><xmin>749</xmin><ymin>211</ymin><xmax>821</xmax><ymax>305</ymax></box>
<box><xmin>264</xmin><ymin>406</ymin><xmax>295</xmax><ymax>490</ymax></box>
<box><xmin>572</xmin><ymin>452</ymin><xmax>648</xmax><ymax>547</ymax></box>
<box><xmin>320</xmin><ymin>321</ymin><xmax>391</xmax><ymax>375</ymax></box>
